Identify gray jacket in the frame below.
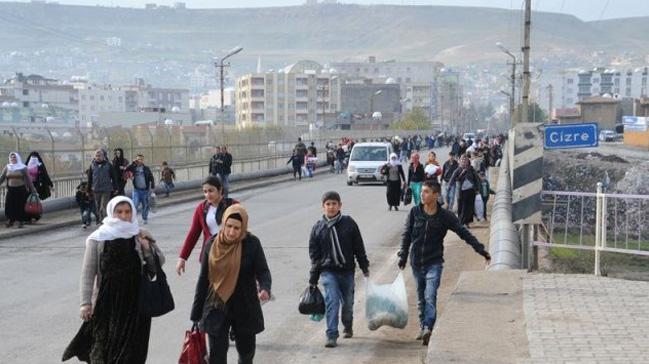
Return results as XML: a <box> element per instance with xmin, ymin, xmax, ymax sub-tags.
<box><xmin>87</xmin><ymin>160</ymin><xmax>117</xmax><ymax>193</ymax></box>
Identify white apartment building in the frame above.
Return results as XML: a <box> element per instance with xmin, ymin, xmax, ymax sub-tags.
<box><xmin>236</xmin><ymin>60</ymin><xmax>341</xmax><ymax>128</ymax></box>
<box><xmin>76</xmin><ymin>83</ymin><xmax>126</xmax><ymax>123</ymax></box>
<box><xmin>0</xmin><ymin>73</ymin><xmax>77</xmax><ymax>112</ymax></box>
<box><xmin>404</xmin><ymin>82</ymin><xmax>436</xmax><ymax>120</ymax></box>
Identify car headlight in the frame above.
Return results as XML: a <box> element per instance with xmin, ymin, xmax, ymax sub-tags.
<box><xmin>348</xmin><ymin>166</ymin><xmax>356</xmax><ymax>172</ymax></box>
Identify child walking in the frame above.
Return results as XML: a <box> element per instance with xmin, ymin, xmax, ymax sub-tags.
<box><xmin>75</xmin><ymin>182</ymin><xmax>99</xmax><ymax>228</ymax></box>
<box><xmin>308</xmin><ymin>191</ymin><xmax>370</xmax><ymax>348</ymax></box>
<box><xmin>160</xmin><ymin>161</ymin><xmax>176</xmax><ymax>197</ymax></box>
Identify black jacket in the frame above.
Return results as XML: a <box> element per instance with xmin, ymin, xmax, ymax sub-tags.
<box><xmin>442</xmin><ymin>160</ymin><xmax>459</xmax><ymax>183</ymax></box>
<box><xmin>309</xmin><ymin>215</ymin><xmax>369</xmax><ymax>285</ymax></box>
<box><xmin>125</xmin><ymin>163</ymin><xmax>155</xmax><ymax>190</ymax></box>
<box><xmin>191</xmin><ymin>233</ymin><xmax>271</xmax><ymax>336</ymax></box>
<box><xmin>398</xmin><ymin>205</ymin><xmax>489</xmax><ymax>268</ymax></box>
<box><xmin>448</xmin><ymin>166</ymin><xmax>479</xmax><ymax>192</ymax></box>
<box><xmin>222</xmin><ymin>152</ymin><xmax>232</xmax><ymax>175</ymax></box>
<box><xmin>407</xmin><ymin>163</ymin><xmax>425</xmax><ymax>184</ymax></box>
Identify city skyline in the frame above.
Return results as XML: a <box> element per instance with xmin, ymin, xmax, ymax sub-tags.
<box><xmin>1</xmin><ymin>0</ymin><xmax>648</xmax><ymax>21</ymax></box>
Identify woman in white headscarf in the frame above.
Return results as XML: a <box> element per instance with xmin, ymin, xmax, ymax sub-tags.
<box><xmin>63</xmin><ymin>196</ymin><xmax>165</xmax><ymax>364</ymax></box>
<box><xmin>0</xmin><ymin>152</ymin><xmax>35</xmax><ymax>228</ymax></box>
<box><xmin>383</xmin><ymin>152</ymin><xmax>405</xmax><ymax>211</ymax></box>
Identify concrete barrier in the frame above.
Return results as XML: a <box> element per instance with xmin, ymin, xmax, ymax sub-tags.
<box><xmin>488</xmin><ymin>144</ymin><xmax>521</xmax><ymax>270</ymax></box>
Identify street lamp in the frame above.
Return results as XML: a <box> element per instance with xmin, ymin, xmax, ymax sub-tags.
<box><xmin>496</xmin><ymin>42</ymin><xmax>517</xmax><ymax>125</ymax></box>
<box><xmin>214</xmin><ymin>46</ymin><xmax>243</xmax><ymax>134</ymax></box>
<box><xmin>370</xmin><ymin>89</ymin><xmax>382</xmax><ymax>130</ymax></box>
<box><xmin>317</xmin><ymin>75</ymin><xmax>337</xmax><ymax>128</ymax></box>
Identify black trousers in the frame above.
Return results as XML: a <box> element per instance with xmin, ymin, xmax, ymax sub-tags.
<box><xmin>208</xmin><ymin>323</ymin><xmax>256</xmax><ymax>364</ymax></box>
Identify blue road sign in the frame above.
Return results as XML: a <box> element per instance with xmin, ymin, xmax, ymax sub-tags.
<box><xmin>544</xmin><ymin>122</ymin><xmax>599</xmax><ymax>150</ymax></box>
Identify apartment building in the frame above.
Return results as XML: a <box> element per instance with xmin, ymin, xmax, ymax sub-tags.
<box><xmin>0</xmin><ymin>73</ymin><xmax>77</xmax><ymax>112</ymax></box>
<box><xmin>236</xmin><ymin>60</ymin><xmax>341</xmax><ymax>128</ymax></box>
<box><xmin>76</xmin><ymin>83</ymin><xmax>126</xmax><ymax>123</ymax></box>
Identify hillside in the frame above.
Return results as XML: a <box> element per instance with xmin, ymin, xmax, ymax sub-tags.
<box><xmin>0</xmin><ymin>2</ymin><xmax>646</xmax><ymax>85</ymax></box>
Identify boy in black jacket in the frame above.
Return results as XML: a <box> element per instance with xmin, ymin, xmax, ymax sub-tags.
<box><xmin>398</xmin><ymin>181</ymin><xmax>490</xmax><ymax>346</ymax></box>
<box><xmin>309</xmin><ymin>191</ymin><xmax>370</xmax><ymax>348</ymax></box>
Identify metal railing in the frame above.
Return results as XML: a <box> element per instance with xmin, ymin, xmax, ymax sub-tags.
<box><xmin>533</xmin><ymin>183</ymin><xmax>649</xmax><ymax>275</ymax></box>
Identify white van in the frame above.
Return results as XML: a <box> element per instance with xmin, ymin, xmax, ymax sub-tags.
<box><xmin>346</xmin><ymin>142</ymin><xmax>393</xmax><ymax>186</ymax></box>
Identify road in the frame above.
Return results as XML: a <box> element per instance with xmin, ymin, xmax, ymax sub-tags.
<box><xmin>0</xmin><ymin>146</ymin><xmax>491</xmax><ymax>364</ymax></box>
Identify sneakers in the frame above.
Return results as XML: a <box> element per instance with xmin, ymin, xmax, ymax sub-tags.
<box><xmin>421</xmin><ymin>328</ymin><xmax>432</xmax><ymax>346</ymax></box>
<box><xmin>343</xmin><ymin>328</ymin><xmax>353</xmax><ymax>338</ymax></box>
<box><xmin>325</xmin><ymin>337</ymin><xmax>337</xmax><ymax>348</ymax></box>
<box><xmin>394</xmin><ymin>206</ymin><xmax>399</xmax><ymax>211</ymax></box>
<box><xmin>415</xmin><ymin>328</ymin><xmax>425</xmax><ymax>340</ymax></box>
<box><xmin>82</xmin><ymin>224</ymin><xmax>88</xmax><ymax>229</ymax></box>
<box><xmin>143</xmin><ymin>220</ymin><xmax>148</xmax><ymax>225</ymax></box>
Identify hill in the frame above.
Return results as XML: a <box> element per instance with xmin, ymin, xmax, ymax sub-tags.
<box><xmin>0</xmin><ymin>2</ymin><xmax>646</xmax><ymax>85</ymax></box>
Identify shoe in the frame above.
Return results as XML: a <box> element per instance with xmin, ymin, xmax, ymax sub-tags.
<box><xmin>82</xmin><ymin>224</ymin><xmax>88</xmax><ymax>229</ymax></box>
<box><xmin>395</xmin><ymin>206</ymin><xmax>399</xmax><ymax>211</ymax></box>
<box><xmin>325</xmin><ymin>337</ymin><xmax>337</xmax><ymax>348</ymax></box>
<box><xmin>415</xmin><ymin>328</ymin><xmax>425</xmax><ymax>340</ymax></box>
<box><xmin>5</xmin><ymin>221</ymin><xmax>13</xmax><ymax>228</ymax></box>
<box><xmin>343</xmin><ymin>329</ymin><xmax>353</xmax><ymax>338</ymax></box>
<box><xmin>143</xmin><ymin>220</ymin><xmax>148</xmax><ymax>225</ymax></box>
<box><xmin>421</xmin><ymin>328</ymin><xmax>432</xmax><ymax>346</ymax></box>
<box><xmin>388</xmin><ymin>206</ymin><xmax>392</xmax><ymax>211</ymax></box>
<box><xmin>17</xmin><ymin>222</ymin><xmax>24</xmax><ymax>228</ymax></box>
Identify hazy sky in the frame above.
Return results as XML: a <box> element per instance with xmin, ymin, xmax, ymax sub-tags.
<box><xmin>3</xmin><ymin>0</ymin><xmax>648</xmax><ymax>21</ymax></box>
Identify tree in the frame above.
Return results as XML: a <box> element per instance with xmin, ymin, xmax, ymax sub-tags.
<box><xmin>512</xmin><ymin>102</ymin><xmax>547</xmax><ymax>124</ymax></box>
<box><xmin>391</xmin><ymin>108</ymin><xmax>430</xmax><ymax>130</ymax></box>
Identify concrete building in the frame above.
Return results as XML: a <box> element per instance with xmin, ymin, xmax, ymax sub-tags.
<box><xmin>0</xmin><ymin>73</ymin><xmax>77</xmax><ymax>113</ymax></box>
<box><xmin>122</xmin><ymin>78</ymin><xmax>189</xmax><ymax>112</ymax></box>
<box><xmin>76</xmin><ymin>83</ymin><xmax>126</xmax><ymax>124</ymax></box>
<box><xmin>404</xmin><ymin>82</ymin><xmax>436</xmax><ymax>121</ymax></box>
<box><xmin>236</xmin><ymin>60</ymin><xmax>341</xmax><ymax>128</ymax></box>
<box><xmin>337</xmin><ymin>81</ymin><xmax>400</xmax><ymax>129</ymax></box>
<box><xmin>437</xmin><ymin>70</ymin><xmax>463</xmax><ymax>132</ymax></box>
<box><xmin>330</xmin><ymin>56</ymin><xmax>443</xmax><ymax>89</ymax></box>
<box><xmin>576</xmin><ymin>96</ymin><xmax>620</xmax><ymax>130</ymax></box>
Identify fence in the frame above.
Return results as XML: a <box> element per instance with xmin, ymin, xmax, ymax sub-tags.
<box><xmin>0</xmin><ymin>124</ymin><xmax>421</xmax><ymax>208</ymax></box>
<box><xmin>532</xmin><ymin>183</ymin><xmax>649</xmax><ymax>275</ymax></box>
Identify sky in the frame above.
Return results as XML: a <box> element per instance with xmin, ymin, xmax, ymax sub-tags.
<box><xmin>3</xmin><ymin>0</ymin><xmax>648</xmax><ymax>21</ymax></box>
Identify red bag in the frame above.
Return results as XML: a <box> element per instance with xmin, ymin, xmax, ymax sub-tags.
<box><xmin>24</xmin><ymin>193</ymin><xmax>43</xmax><ymax>216</ymax></box>
<box><xmin>178</xmin><ymin>324</ymin><xmax>207</xmax><ymax>364</ymax></box>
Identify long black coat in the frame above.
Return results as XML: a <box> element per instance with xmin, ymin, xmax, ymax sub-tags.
<box><xmin>190</xmin><ymin>233</ymin><xmax>271</xmax><ymax>336</ymax></box>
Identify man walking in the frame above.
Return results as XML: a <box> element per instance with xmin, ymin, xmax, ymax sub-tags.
<box><xmin>126</xmin><ymin>154</ymin><xmax>154</xmax><ymax>224</ymax></box>
<box><xmin>441</xmin><ymin>153</ymin><xmax>459</xmax><ymax>209</ymax></box>
<box><xmin>87</xmin><ymin>149</ymin><xmax>117</xmax><ymax>222</ymax></box>
<box><xmin>220</xmin><ymin>145</ymin><xmax>233</xmax><ymax>198</ymax></box>
<box><xmin>209</xmin><ymin>146</ymin><xmax>222</xmax><ymax>177</ymax></box>
<box><xmin>398</xmin><ymin>181</ymin><xmax>490</xmax><ymax>346</ymax></box>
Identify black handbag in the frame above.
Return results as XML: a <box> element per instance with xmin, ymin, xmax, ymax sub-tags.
<box><xmin>402</xmin><ymin>187</ymin><xmax>413</xmax><ymax>205</ymax></box>
<box><xmin>139</xmin><ymin>251</ymin><xmax>175</xmax><ymax>317</ymax></box>
<box><xmin>298</xmin><ymin>285</ymin><xmax>325</xmax><ymax>315</ymax></box>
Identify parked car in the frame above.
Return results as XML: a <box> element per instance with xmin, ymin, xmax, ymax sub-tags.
<box><xmin>599</xmin><ymin>130</ymin><xmax>617</xmax><ymax>142</ymax></box>
<box><xmin>346</xmin><ymin>142</ymin><xmax>393</xmax><ymax>186</ymax></box>
<box><xmin>462</xmin><ymin>132</ymin><xmax>476</xmax><ymax>142</ymax></box>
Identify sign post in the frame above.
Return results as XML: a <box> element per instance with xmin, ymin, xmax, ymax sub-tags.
<box><xmin>543</xmin><ymin>123</ymin><xmax>598</xmax><ymax>150</ymax></box>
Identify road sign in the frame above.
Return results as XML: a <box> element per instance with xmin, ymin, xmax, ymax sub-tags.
<box><xmin>543</xmin><ymin>122</ymin><xmax>598</xmax><ymax>150</ymax></box>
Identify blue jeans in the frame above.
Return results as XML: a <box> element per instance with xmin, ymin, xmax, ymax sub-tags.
<box><xmin>218</xmin><ymin>173</ymin><xmax>230</xmax><ymax>198</ymax></box>
<box><xmin>446</xmin><ymin>183</ymin><xmax>456</xmax><ymax>208</ymax></box>
<box><xmin>162</xmin><ymin>181</ymin><xmax>174</xmax><ymax>196</ymax></box>
<box><xmin>321</xmin><ymin>271</ymin><xmax>355</xmax><ymax>339</ymax></box>
<box><xmin>132</xmin><ymin>188</ymin><xmax>150</xmax><ymax>221</ymax></box>
<box><xmin>412</xmin><ymin>263</ymin><xmax>443</xmax><ymax>330</ymax></box>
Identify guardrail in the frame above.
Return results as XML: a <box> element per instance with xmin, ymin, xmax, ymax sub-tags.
<box><xmin>532</xmin><ymin>184</ymin><xmax>649</xmax><ymax>275</ymax></box>
<box><xmin>488</xmin><ymin>143</ymin><xmax>522</xmax><ymax>270</ymax></box>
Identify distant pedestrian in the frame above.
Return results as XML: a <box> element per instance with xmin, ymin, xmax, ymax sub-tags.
<box><xmin>160</xmin><ymin>161</ymin><xmax>176</xmax><ymax>197</ymax></box>
<box><xmin>87</xmin><ymin>149</ymin><xmax>118</xmax><ymax>222</ymax></box>
<box><xmin>383</xmin><ymin>153</ymin><xmax>405</xmax><ymax>211</ymax></box>
<box><xmin>125</xmin><ymin>154</ymin><xmax>154</xmax><ymax>225</ymax></box>
<box><xmin>176</xmin><ymin>176</ymin><xmax>238</xmax><ymax>276</ymax></box>
<box><xmin>308</xmin><ymin>142</ymin><xmax>317</xmax><ymax>157</ymax></box>
<box><xmin>304</xmin><ymin>150</ymin><xmax>317</xmax><ymax>178</ymax></box>
<box><xmin>407</xmin><ymin>153</ymin><xmax>425</xmax><ymax>206</ymax></box>
<box><xmin>63</xmin><ymin>196</ymin><xmax>164</xmax><ymax>364</ymax></box>
<box><xmin>112</xmin><ymin>148</ymin><xmax>129</xmax><ymax>196</ymax></box>
<box><xmin>190</xmin><ymin>205</ymin><xmax>272</xmax><ymax>364</ymax></box>
<box><xmin>308</xmin><ymin>191</ymin><xmax>370</xmax><ymax>348</ymax></box>
<box><xmin>449</xmin><ymin>155</ymin><xmax>480</xmax><ymax>228</ymax></box>
<box><xmin>294</xmin><ymin>137</ymin><xmax>307</xmax><ymax>162</ymax></box>
<box><xmin>398</xmin><ymin>181</ymin><xmax>490</xmax><ymax>345</ymax></box>
<box><xmin>209</xmin><ymin>146</ymin><xmax>222</xmax><ymax>177</ymax></box>
<box><xmin>220</xmin><ymin>146</ymin><xmax>233</xmax><ymax>198</ymax></box>
<box><xmin>478</xmin><ymin>171</ymin><xmax>494</xmax><ymax>221</ymax></box>
<box><xmin>424</xmin><ymin>151</ymin><xmax>441</xmax><ymax>184</ymax></box>
<box><xmin>75</xmin><ymin>181</ymin><xmax>98</xmax><ymax>229</ymax></box>
<box><xmin>441</xmin><ymin>153</ymin><xmax>459</xmax><ymax>209</ymax></box>
<box><xmin>0</xmin><ymin>152</ymin><xmax>36</xmax><ymax>228</ymax></box>
<box><xmin>287</xmin><ymin>150</ymin><xmax>303</xmax><ymax>180</ymax></box>
<box><xmin>25</xmin><ymin>151</ymin><xmax>53</xmax><ymax>223</ymax></box>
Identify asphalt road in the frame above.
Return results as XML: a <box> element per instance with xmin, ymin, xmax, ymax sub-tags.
<box><xmin>0</xmin><ymin>146</ymin><xmax>494</xmax><ymax>364</ymax></box>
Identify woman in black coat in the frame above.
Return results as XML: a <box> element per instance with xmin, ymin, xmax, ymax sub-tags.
<box><xmin>383</xmin><ymin>153</ymin><xmax>405</xmax><ymax>211</ymax></box>
<box><xmin>191</xmin><ymin>205</ymin><xmax>272</xmax><ymax>364</ymax></box>
<box><xmin>449</xmin><ymin>154</ymin><xmax>480</xmax><ymax>227</ymax></box>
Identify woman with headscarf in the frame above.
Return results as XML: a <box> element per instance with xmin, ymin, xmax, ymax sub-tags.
<box><xmin>448</xmin><ymin>154</ymin><xmax>480</xmax><ymax>227</ymax></box>
<box><xmin>407</xmin><ymin>153</ymin><xmax>425</xmax><ymax>206</ymax></box>
<box><xmin>383</xmin><ymin>152</ymin><xmax>405</xmax><ymax>211</ymax></box>
<box><xmin>25</xmin><ymin>151</ymin><xmax>54</xmax><ymax>223</ymax></box>
<box><xmin>191</xmin><ymin>205</ymin><xmax>272</xmax><ymax>364</ymax></box>
<box><xmin>63</xmin><ymin>196</ymin><xmax>164</xmax><ymax>364</ymax></box>
<box><xmin>0</xmin><ymin>152</ymin><xmax>35</xmax><ymax>228</ymax></box>
<box><xmin>112</xmin><ymin>148</ymin><xmax>129</xmax><ymax>196</ymax></box>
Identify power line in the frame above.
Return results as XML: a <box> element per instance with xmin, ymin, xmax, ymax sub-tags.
<box><xmin>598</xmin><ymin>0</ymin><xmax>610</xmax><ymax>20</ymax></box>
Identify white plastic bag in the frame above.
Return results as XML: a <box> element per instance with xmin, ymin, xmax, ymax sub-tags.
<box><xmin>149</xmin><ymin>192</ymin><xmax>157</xmax><ymax>213</ymax></box>
<box><xmin>365</xmin><ymin>272</ymin><xmax>408</xmax><ymax>330</ymax></box>
<box><xmin>474</xmin><ymin>194</ymin><xmax>484</xmax><ymax>221</ymax></box>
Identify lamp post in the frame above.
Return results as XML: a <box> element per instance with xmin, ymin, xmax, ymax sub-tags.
<box><xmin>500</xmin><ymin>90</ymin><xmax>513</xmax><ymax>128</ymax></box>
<box><xmin>497</xmin><ymin>42</ymin><xmax>517</xmax><ymax>125</ymax></box>
<box><xmin>317</xmin><ymin>75</ymin><xmax>337</xmax><ymax>129</ymax></box>
<box><xmin>370</xmin><ymin>89</ymin><xmax>382</xmax><ymax>130</ymax></box>
<box><xmin>214</xmin><ymin>46</ymin><xmax>243</xmax><ymax>135</ymax></box>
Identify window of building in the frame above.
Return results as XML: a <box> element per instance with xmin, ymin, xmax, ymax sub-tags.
<box><xmin>626</xmin><ymin>78</ymin><xmax>632</xmax><ymax>84</ymax></box>
<box><xmin>626</xmin><ymin>87</ymin><xmax>632</xmax><ymax>97</ymax></box>
<box><xmin>296</xmin><ymin>90</ymin><xmax>308</xmax><ymax>98</ymax></box>
<box><xmin>593</xmin><ymin>78</ymin><xmax>599</xmax><ymax>84</ymax></box>
<box><xmin>118</xmin><ymin>96</ymin><xmax>123</xmax><ymax>103</ymax></box>
<box><xmin>614</xmin><ymin>79</ymin><xmax>620</xmax><ymax>86</ymax></box>
<box><xmin>406</xmin><ymin>77</ymin><xmax>411</xmax><ymax>83</ymax></box>
<box><xmin>23</xmin><ymin>101</ymin><xmax>29</xmax><ymax>107</ymax></box>
<box><xmin>643</xmin><ymin>77</ymin><xmax>647</xmax><ymax>85</ymax></box>
<box><xmin>90</xmin><ymin>95</ymin><xmax>95</xmax><ymax>101</ymax></box>
<box><xmin>100</xmin><ymin>95</ymin><xmax>105</xmax><ymax>101</ymax></box>
<box><xmin>567</xmin><ymin>78</ymin><xmax>574</xmax><ymax>85</ymax></box>
<box><xmin>22</xmin><ymin>89</ymin><xmax>29</xmax><ymax>95</ymax></box>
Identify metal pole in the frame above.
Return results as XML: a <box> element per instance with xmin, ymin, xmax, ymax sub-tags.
<box><xmin>595</xmin><ymin>182</ymin><xmax>603</xmax><ymax>276</ymax></box>
<box><xmin>511</xmin><ymin>60</ymin><xmax>516</xmax><ymax>124</ymax></box>
<box><xmin>521</xmin><ymin>0</ymin><xmax>531</xmax><ymax>124</ymax></box>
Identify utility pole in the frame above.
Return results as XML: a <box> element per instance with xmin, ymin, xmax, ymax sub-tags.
<box><xmin>214</xmin><ymin>46</ymin><xmax>243</xmax><ymax>136</ymax></box>
<box><xmin>521</xmin><ymin>0</ymin><xmax>531</xmax><ymax>124</ymax></box>
<box><xmin>547</xmin><ymin>84</ymin><xmax>553</xmax><ymax>122</ymax></box>
<box><xmin>509</xmin><ymin>60</ymin><xmax>516</xmax><ymax>123</ymax></box>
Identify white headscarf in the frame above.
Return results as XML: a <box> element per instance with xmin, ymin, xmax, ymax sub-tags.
<box><xmin>7</xmin><ymin>152</ymin><xmax>27</xmax><ymax>172</ymax></box>
<box><xmin>27</xmin><ymin>156</ymin><xmax>42</xmax><ymax>168</ymax></box>
<box><xmin>88</xmin><ymin>196</ymin><xmax>140</xmax><ymax>241</ymax></box>
<box><xmin>389</xmin><ymin>152</ymin><xmax>400</xmax><ymax>166</ymax></box>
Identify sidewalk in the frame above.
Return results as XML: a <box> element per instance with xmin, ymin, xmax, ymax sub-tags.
<box><xmin>0</xmin><ymin>167</ymin><xmax>331</xmax><ymax>241</ymax></box>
